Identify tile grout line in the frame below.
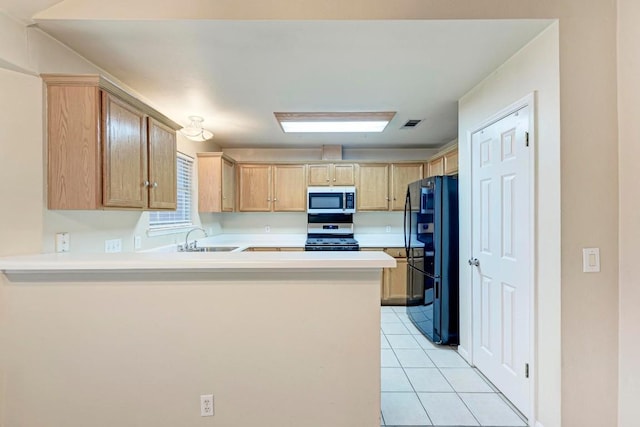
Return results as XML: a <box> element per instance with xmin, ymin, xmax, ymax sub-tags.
<box><xmin>383</xmin><ymin>329</ymin><xmax>434</xmax><ymax>426</ymax></box>
<box><xmin>384</xmin><ymin>308</ymin><xmax>485</xmax><ymax>427</ymax></box>
<box><xmin>418</xmin><ymin>340</ymin><xmax>483</xmax><ymax>427</ymax></box>
<box><xmin>382</xmin><ymin>308</ymin><xmax>527</xmax><ymax>427</ymax></box>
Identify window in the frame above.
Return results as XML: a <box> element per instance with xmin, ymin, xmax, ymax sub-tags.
<box><xmin>149</xmin><ymin>153</ymin><xmax>193</xmax><ymax>230</ymax></box>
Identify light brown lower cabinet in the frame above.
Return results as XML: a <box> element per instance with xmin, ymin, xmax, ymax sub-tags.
<box><xmin>363</xmin><ymin>247</ymin><xmax>413</xmax><ymax>305</ymax></box>
<box><xmin>245</xmin><ymin>247</ymin><xmax>304</xmax><ymax>252</ymax></box>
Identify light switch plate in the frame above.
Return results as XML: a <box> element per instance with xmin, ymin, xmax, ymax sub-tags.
<box><xmin>582</xmin><ymin>247</ymin><xmax>600</xmax><ymax>273</ymax></box>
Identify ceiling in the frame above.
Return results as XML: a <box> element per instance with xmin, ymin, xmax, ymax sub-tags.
<box><xmin>1</xmin><ymin>1</ymin><xmax>551</xmax><ymax>149</ymax></box>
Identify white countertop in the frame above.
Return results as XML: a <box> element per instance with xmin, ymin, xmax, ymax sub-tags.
<box><xmin>0</xmin><ymin>233</ymin><xmax>404</xmax><ymax>273</ymax></box>
<box><xmin>0</xmin><ymin>251</ymin><xmax>395</xmax><ymax>272</ymax></box>
<box><xmin>150</xmin><ymin>233</ymin><xmax>406</xmax><ymax>253</ymax></box>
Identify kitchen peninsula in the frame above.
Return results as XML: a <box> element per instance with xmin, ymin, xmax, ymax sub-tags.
<box><xmin>0</xmin><ymin>251</ymin><xmax>394</xmax><ymax>427</ymax></box>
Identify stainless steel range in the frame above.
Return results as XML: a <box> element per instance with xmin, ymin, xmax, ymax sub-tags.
<box><xmin>304</xmin><ymin>213</ymin><xmax>360</xmax><ymax>251</ymax></box>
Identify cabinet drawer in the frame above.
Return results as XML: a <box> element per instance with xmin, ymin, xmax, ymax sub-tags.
<box><xmin>384</xmin><ymin>248</ymin><xmax>406</xmax><ymax>258</ymax></box>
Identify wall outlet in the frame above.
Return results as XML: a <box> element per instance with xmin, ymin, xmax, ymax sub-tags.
<box><xmin>385</xmin><ymin>225</ymin><xmax>391</xmax><ymax>233</ymax></box>
<box><xmin>104</xmin><ymin>239</ymin><xmax>122</xmax><ymax>253</ymax></box>
<box><xmin>200</xmin><ymin>394</ymin><xmax>214</xmax><ymax>417</ymax></box>
<box><xmin>264</xmin><ymin>225</ymin><xmax>271</xmax><ymax>233</ymax></box>
<box><xmin>134</xmin><ymin>235</ymin><xmax>142</xmax><ymax>250</ymax></box>
<box><xmin>55</xmin><ymin>232</ymin><xmax>70</xmax><ymax>253</ymax></box>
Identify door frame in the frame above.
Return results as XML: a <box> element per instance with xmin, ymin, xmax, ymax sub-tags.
<box><xmin>464</xmin><ymin>92</ymin><xmax>537</xmax><ymax>425</ymax></box>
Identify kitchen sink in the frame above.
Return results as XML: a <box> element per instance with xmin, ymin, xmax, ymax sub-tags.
<box><xmin>187</xmin><ymin>246</ymin><xmax>239</xmax><ymax>252</ymax></box>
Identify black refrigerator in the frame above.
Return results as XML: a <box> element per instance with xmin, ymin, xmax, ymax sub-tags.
<box><xmin>404</xmin><ymin>176</ymin><xmax>459</xmax><ymax>345</ymax></box>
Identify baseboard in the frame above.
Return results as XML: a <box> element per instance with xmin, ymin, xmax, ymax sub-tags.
<box><xmin>457</xmin><ymin>344</ymin><xmax>471</xmax><ymax>363</ymax></box>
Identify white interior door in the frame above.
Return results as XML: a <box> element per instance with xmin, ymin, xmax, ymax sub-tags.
<box><xmin>471</xmin><ymin>106</ymin><xmax>531</xmax><ymax>415</ymax></box>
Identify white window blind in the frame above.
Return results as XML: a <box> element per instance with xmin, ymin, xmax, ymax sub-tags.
<box><xmin>149</xmin><ymin>153</ymin><xmax>193</xmax><ymax>229</ymax></box>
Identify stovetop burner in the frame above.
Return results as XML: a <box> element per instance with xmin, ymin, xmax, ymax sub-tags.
<box><xmin>306</xmin><ymin>237</ymin><xmax>358</xmax><ymax>245</ymax></box>
<box><xmin>304</xmin><ymin>236</ymin><xmax>360</xmax><ymax>251</ymax></box>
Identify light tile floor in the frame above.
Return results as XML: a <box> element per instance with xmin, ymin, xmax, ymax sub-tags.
<box><xmin>380</xmin><ymin>306</ymin><xmax>527</xmax><ymax>427</ymax></box>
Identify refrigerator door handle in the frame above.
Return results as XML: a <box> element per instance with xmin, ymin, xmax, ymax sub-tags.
<box><xmin>404</xmin><ymin>188</ymin><xmax>410</xmax><ymax>254</ymax></box>
<box><xmin>435</xmin><ymin>278</ymin><xmax>440</xmax><ymax>300</ymax></box>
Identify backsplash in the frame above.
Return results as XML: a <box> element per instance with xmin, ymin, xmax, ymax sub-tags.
<box><xmin>220</xmin><ymin>211</ymin><xmax>404</xmax><ymax>235</ymax></box>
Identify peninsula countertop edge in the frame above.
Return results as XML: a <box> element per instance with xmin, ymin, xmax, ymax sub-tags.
<box><xmin>0</xmin><ymin>251</ymin><xmax>396</xmax><ymax>273</ymax></box>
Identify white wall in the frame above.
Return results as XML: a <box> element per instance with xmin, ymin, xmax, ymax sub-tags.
<box><xmin>617</xmin><ymin>0</ymin><xmax>640</xmax><ymax>425</ymax></box>
<box><xmin>220</xmin><ymin>211</ymin><xmax>404</xmax><ymax>235</ymax></box>
<box><xmin>458</xmin><ymin>23</ymin><xmax>561</xmax><ymax>426</ymax></box>
<box><xmin>1</xmin><ymin>269</ymin><xmax>382</xmax><ymax>427</ymax></box>
<box><xmin>0</xmin><ymin>68</ymin><xmax>43</xmax><ymax>256</ymax></box>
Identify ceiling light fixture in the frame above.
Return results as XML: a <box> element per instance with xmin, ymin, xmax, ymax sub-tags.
<box><xmin>275</xmin><ymin>112</ymin><xmax>396</xmax><ymax>133</ymax></box>
<box><xmin>181</xmin><ymin>116</ymin><xmax>214</xmax><ymax>141</ymax></box>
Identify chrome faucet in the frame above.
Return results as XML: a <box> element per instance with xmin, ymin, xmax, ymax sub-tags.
<box><xmin>183</xmin><ymin>227</ymin><xmax>208</xmax><ymax>251</ymax></box>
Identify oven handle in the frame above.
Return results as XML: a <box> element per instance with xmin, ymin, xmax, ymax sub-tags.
<box><xmin>343</xmin><ymin>193</ymin><xmax>346</xmax><ymax>211</ymax></box>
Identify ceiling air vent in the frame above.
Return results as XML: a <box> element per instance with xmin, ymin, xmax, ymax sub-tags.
<box><xmin>402</xmin><ymin>119</ymin><xmax>422</xmax><ymax>129</ymax></box>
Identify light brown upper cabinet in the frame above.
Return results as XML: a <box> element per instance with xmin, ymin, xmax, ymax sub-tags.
<box><xmin>197</xmin><ymin>153</ymin><xmax>235</xmax><ymax>212</ymax></box>
<box><xmin>390</xmin><ymin>164</ymin><xmax>423</xmax><ymax>211</ymax></box>
<box><xmin>147</xmin><ymin>118</ymin><xmax>178</xmax><ymax>209</ymax></box>
<box><xmin>43</xmin><ymin>74</ymin><xmax>180</xmax><ymax>210</ymax></box>
<box><xmin>426</xmin><ymin>146</ymin><xmax>458</xmax><ymax>177</ymax></box>
<box><xmin>443</xmin><ymin>147</ymin><xmax>458</xmax><ymax>175</ymax></box>
<box><xmin>356</xmin><ymin>163</ymin><xmax>423</xmax><ymax>211</ymax></box>
<box><xmin>427</xmin><ymin>156</ymin><xmax>445</xmax><ymax>177</ymax></box>
<box><xmin>238</xmin><ymin>164</ymin><xmax>307</xmax><ymax>212</ymax></box>
<box><xmin>356</xmin><ymin>164</ymin><xmax>390</xmax><ymax>211</ymax></box>
<box><xmin>308</xmin><ymin>163</ymin><xmax>355</xmax><ymax>186</ymax></box>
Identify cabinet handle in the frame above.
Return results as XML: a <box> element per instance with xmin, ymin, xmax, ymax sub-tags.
<box><xmin>152</xmin><ymin>182</ymin><xmax>158</xmax><ymax>188</ymax></box>
<box><xmin>326</xmin><ymin>178</ymin><xmax>330</xmax><ymax>182</ymax></box>
<box><xmin>273</xmin><ymin>198</ymin><xmax>277</xmax><ymax>202</ymax></box>
<box><xmin>143</xmin><ymin>180</ymin><xmax>150</xmax><ymax>187</ymax></box>
<box><xmin>333</xmin><ymin>178</ymin><xmax>336</xmax><ymax>182</ymax></box>
<box><xmin>267</xmin><ymin>198</ymin><xmax>271</xmax><ymax>202</ymax></box>
<box><xmin>385</xmin><ymin>196</ymin><xmax>390</xmax><ymax>201</ymax></box>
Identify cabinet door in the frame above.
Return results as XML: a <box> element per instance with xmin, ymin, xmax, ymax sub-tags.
<box><xmin>333</xmin><ymin>163</ymin><xmax>355</xmax><ymax>185</ymax></box>
<box><xmin>443</xmin><ymin>148</ymin><xmax>458</xmax><ymax>175</ymax></box>
<box><xmin>428</xmin><ymin>156</ymin><xmax>445</xmax><ymax>177</ymax></box>
<box><xmin>47</xmin><ymin>85</ymin><xmax>102</xmax><ymax>209</ymax></box>
<box><xmin>222</xmin><ymin>159</ymin><xmax>235</xmax><ymax>212</ymax></box>
<box><xmin>102</xmin><ymin>92</ymin><xmax>148</xmax><ymax>208</ymax></box>
<box><xmin>147</xmin><ymin>118</ymin><xmax>177</xmax><ymax>209</ymax></box>
<box><xmin>273</xmin><ymin>164</ymin><xmax>307</xmax><ymax>212</ymax></box>
<box><xmin>383</xmin><ymin>257</ymin><xmax>409</xmax><ymax>304</ymax></box>
<box><xmin>390</xmin><ymin>164</ymin><xmax>423</xmax><ymax>211</ymax></box>
<box><xmin>238</xmin><ymin>164</ymin><xmax>272</xmax><ymax>211</ymax></box>
<box><xmin>197</xmin><ymin>155</ymin><xmax>221</xmax><ymax>212</ymax></box>
<box><xmin>308</xmin><ymin>164</ymin><xmax>331</xmax><ymax>186</ymax></box>
<box><xmin>356</xmin><ymin>164</ymin><xmax>389</xmax><ymax>211</ymax></box>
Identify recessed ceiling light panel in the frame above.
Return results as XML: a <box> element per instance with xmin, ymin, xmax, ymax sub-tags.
<box><xmin>275</xmin><ymin>112</ymin><xmax>395</xmax><ymax>133</ymax></box>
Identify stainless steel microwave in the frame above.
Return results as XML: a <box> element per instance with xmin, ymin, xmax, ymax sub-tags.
<box><xmin>307</xmin><ymin>186</ymin><xmax>356</xmax><ymax>214</ymax></box>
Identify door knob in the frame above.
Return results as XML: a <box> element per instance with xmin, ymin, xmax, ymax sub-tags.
<box><xmin>468</xmin><ymin>258</ymin><xmax>480</xmax><ymax>267</ymax></box>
